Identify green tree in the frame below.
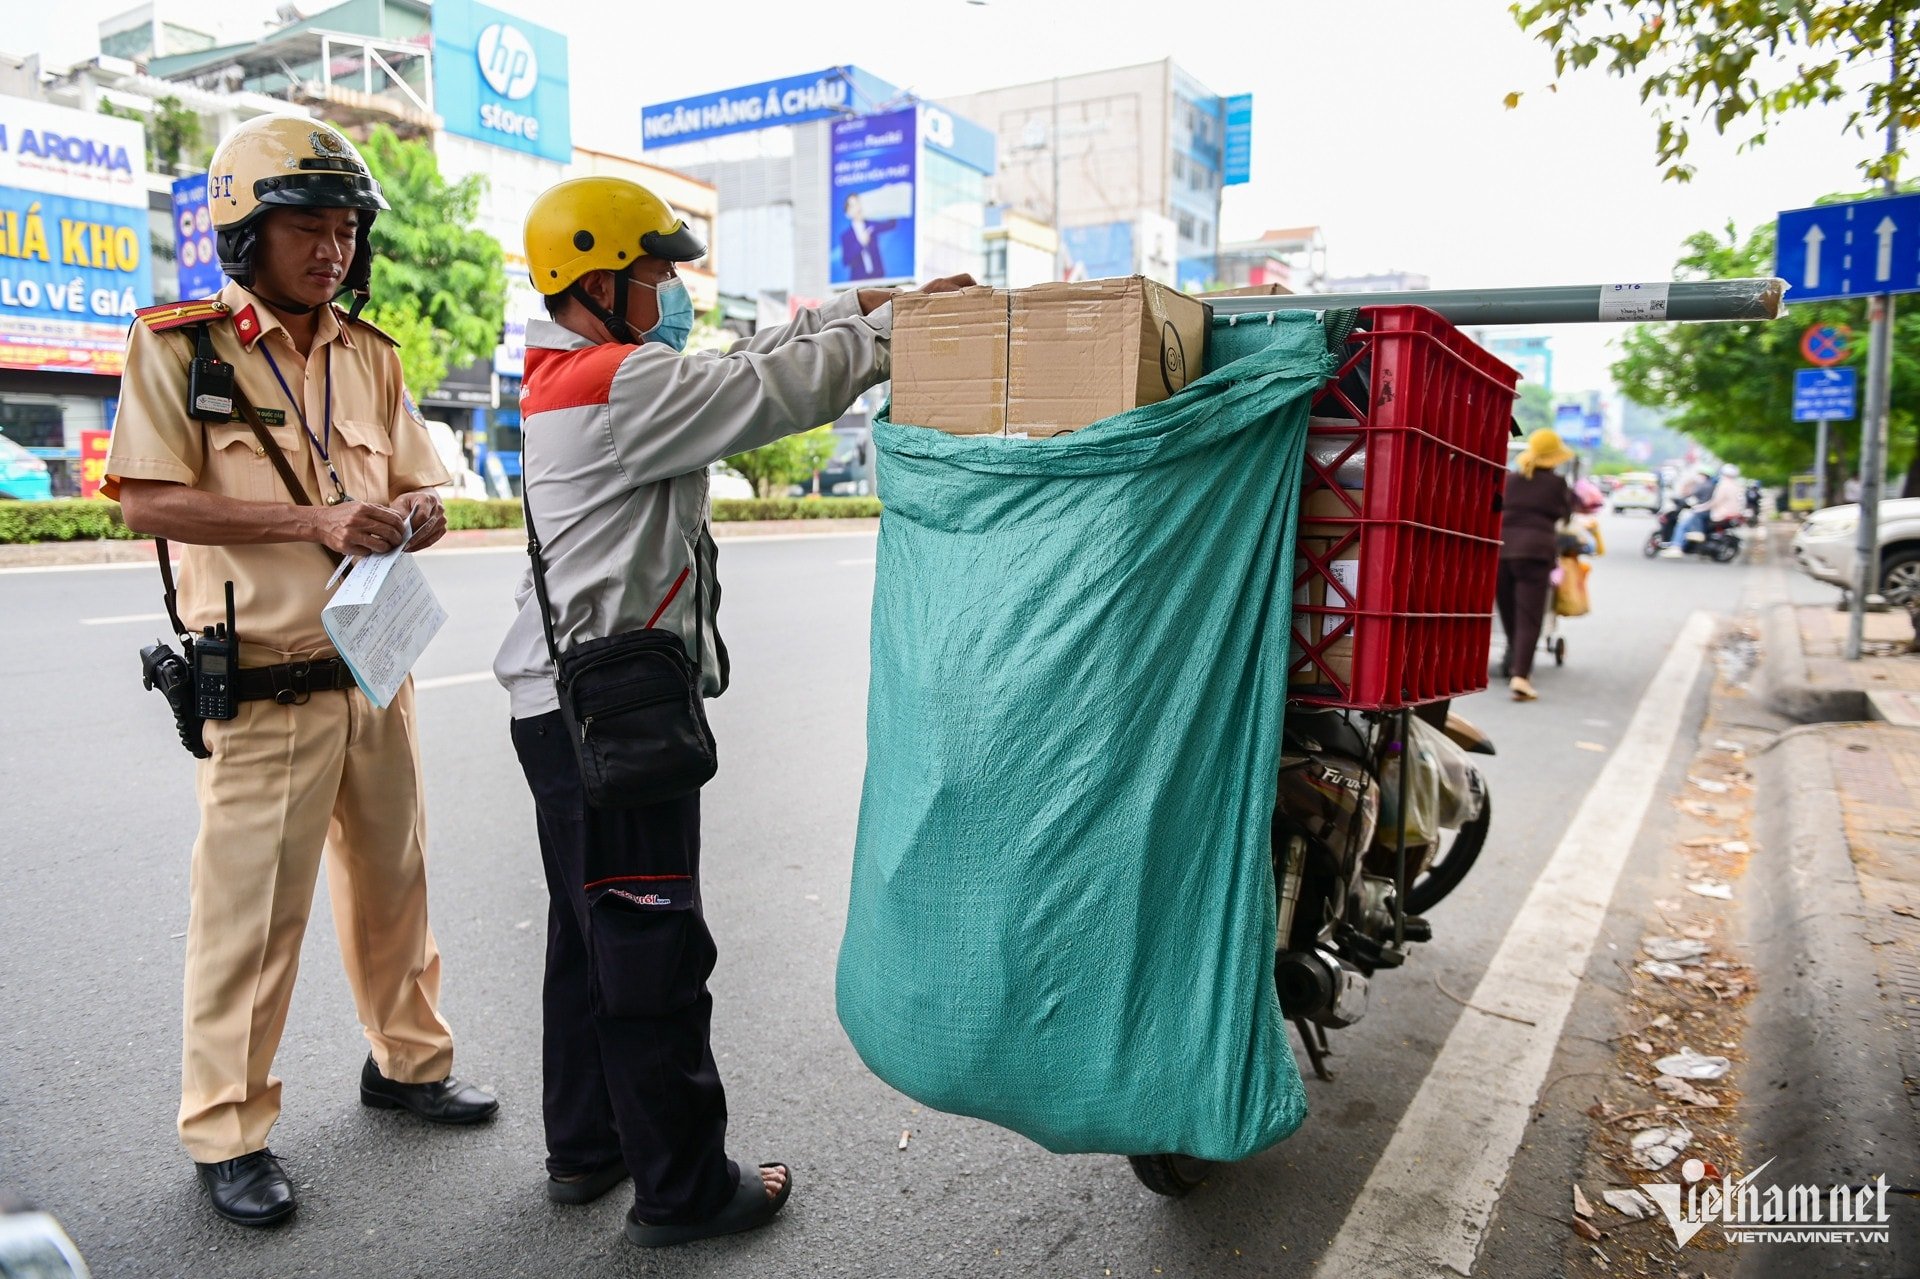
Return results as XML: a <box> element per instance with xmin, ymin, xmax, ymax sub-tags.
<box><xmin>1610</xmin><ymin>211</ymin><xmax>1920</xmax><ymax>493</ymax></box>
<box><xmin>727</xmin><ymin>426</ymin><xmax>840</xmax><ymax>498</ymax></box>
<box><xmin>1515</xmin><ymin>382</ymin><xmax>1554</xmax><ymax>435</ymax></box>
<box><xmin>1509</xmin><ymin>1</ymin><xmax>1918</xmax><ymax>184</ymax></box>
<box><xmin>97</xmin><ymin>96</ymin><xmax>205</xmax><ymax>172</ymax></box>
<box><xmin>356</xmin><ymin>126</ymin><xmax>506</xmax><ymax>401</ymax></box>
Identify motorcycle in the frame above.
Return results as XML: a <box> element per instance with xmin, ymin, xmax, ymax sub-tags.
<box><xmin>1644</xmin><ymin>505</ymin><xmax>1745</xmax><ymax>563</ymax></box>
<box><xmin>1129</xmin><ymin>700</ymin><xmax>1495</xmax><ymax>1196</ymax></box>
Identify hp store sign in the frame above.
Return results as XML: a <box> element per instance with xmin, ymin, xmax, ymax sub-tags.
<box><xmin>432</xmin><ymin>1</ymin><xmax>571</xmax><ymax>163</ymax></box>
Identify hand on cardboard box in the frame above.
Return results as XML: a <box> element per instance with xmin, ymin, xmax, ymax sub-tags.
<box><xmin>858</xmin><ymin>274</ymin><xmax>977</xmax><ymax>316</ymax></box>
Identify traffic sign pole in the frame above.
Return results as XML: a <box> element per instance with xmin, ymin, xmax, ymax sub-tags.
<box><xmin>1847</xmin><ymin>15</ymin><xmax>1901</xmax><ymax>663</ymax></box>
<box><xmin>1815</xmin><ymin>417</ymin><xmax>1829</xmax><ymax>508</ymax></box>
<box><xmin>1849</xmin><ymin>294</ymin><xmax>1894</xmax><ymax>659</ymax></box>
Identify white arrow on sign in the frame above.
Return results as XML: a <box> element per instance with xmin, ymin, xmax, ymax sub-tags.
<box><xmin>1803</xmin><ymin>223</ymin><xmax>1825</xmax><ymax>288</ymax></box>
<box><xmin>1876</xmin><ymin>215</ymin><xmax>1897</xmax><ymax>281</ymax></box>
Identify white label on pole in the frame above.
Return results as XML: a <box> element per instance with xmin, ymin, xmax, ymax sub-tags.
<box><xmin>1598</xmin><ymin>283</ymin><xmax>1671</xmax><ymax>322</ymax></box>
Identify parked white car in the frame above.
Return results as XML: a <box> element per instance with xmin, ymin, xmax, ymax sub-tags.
<box><xmin>708</xmin><ymin>462</ymin><xmax>754</xmax><ymax>500</ymax></box>
<box><xmin>1792</xmin><ymin>497</ymin><xmax>1920</xmax><ymax>606</ymax></box>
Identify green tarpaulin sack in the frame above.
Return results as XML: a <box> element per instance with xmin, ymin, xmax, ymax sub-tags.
<box><xmin>836</xmin><ymin>310</ymin><xmax>1335</xmax><ymax>1161</ymax></box>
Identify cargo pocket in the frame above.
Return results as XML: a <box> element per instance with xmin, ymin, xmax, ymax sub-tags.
<box><xmin>334</xmin><ymin>418</ymin><xmax>394</xmax><ymax>503</ymax></box>
<box><xmin>583</xmin><ymin>877</ymin><xmax>716</xmax><ymax>1019</ymax></box>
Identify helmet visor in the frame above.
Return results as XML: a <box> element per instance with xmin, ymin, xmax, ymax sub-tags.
<box><xmin>254</xmin><ymin>170</ymin><xmax>389</xmax><ymax>213</ymax></box>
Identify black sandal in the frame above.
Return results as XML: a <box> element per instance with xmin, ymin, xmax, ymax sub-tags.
<box><xmin>623</xmin><ymin>1161</ymin><xmax>792</xmax><ymax>1249</ymax></box>
<box><xmin>547</xmin><ymin>1160</ymin><xmax>629</xmax><ymax>1205</ymax></box>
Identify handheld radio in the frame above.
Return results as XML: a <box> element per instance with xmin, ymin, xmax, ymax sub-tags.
<box><xmin>192</xmin><ymin>581</ymin><xmax>239</xmax><ymax>721</ymax></box>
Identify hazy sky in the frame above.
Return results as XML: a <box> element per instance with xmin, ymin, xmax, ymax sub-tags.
<box><xmin>15</xmin><ymin>0</ymin><xmax>1876</xmax><ymax>390</ymax></box>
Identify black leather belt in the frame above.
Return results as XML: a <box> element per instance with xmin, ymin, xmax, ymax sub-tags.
<box><xmin>235</xmin><ymin>658</ymin><xmax>356</xmax><ymax>704</ymax></box>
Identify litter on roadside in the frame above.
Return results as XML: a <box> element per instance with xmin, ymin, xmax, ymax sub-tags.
<box><xmin>1679</xmin><ymin>836</ymin><xmax>1721</xmax><ymax>848</ymax></box>
<box><xmin>1712</xmin><ymin>739</ymin><xmax>1746</xmax><ymax>755</ymax></box>
<box><xmin>1687</xmin><ymin>777</ymin><xmax>1731</xmax><ymax>794</ymax></box>
<box><xmin>1641</xmin><ymin>937</ymin><xmax>1711</xmax><ymax>964</ymax></box>
<box><xmin>1719</xmin><ymin>840</ymin><xmax>1751</xmax><ymax>856</ymax></box>
<box><xmin>1603</xmin><ymin>1188</ymin><xmax>1656</xmax><ymax>1220</ymax></box>
<box><xmin>1630</xmin><ymin>1124</ymin><xmax>1692</xmax><ymax>1170</ymax></box>
<box><xmin>1655</xmin><ymin>1047</ymin><xmax>1731</xmax><ymax>1080</ymax></box>
<box><xmin>1688</xmin><ymin>882</ymin><xmax>1734</xmax><ymax>900</ymax></box>
<box><xmin>1638</xmin><ymin>960</ymin><xmax>1688</xmax><ymax>980</ymax></box>
<box><xmin>1652</xmin><ymin>1076</ymin><xmax>1720</xmax><ymax>1106</ymax></box>
<box><xmin>1678</xmin><ymin>800</ymin><xmax>1723</xmax><ymax>819</ymax></box>
<box><xmin>1573</xmin><ymin>1183</ymin><xmax>1596</xmax><ymax>1218</ymax></box>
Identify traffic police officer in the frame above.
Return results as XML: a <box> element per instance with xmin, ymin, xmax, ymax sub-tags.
<box><xmin>497</xmin><ymin>175</ymin><xmax>970</xmax><ymax>1249</ymax></box>
<box><xmin>103</xmin><ymin>115</ymin><xmax>496</xmax><ymax>1227</ymax></box>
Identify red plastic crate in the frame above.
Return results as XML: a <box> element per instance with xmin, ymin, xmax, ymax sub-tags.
<box><xmin>1288</xmin><ymin>306</ymin><xmax>1520</xmax><ymax>710</ymax></box>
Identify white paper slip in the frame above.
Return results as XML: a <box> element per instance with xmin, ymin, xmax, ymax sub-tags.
<box><xmin>321</xmin><ymin>539</ymin><xmax>446</xmax><ymax>709</ymax></box>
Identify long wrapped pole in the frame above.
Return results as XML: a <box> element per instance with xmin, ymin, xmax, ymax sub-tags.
<box><xmin>1207</xmin><ymin>278</ymin><xmax>1787</xmax><ymax>325</ymax></box>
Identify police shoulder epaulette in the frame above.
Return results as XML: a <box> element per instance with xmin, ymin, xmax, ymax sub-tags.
<box><xmin>342</xmin><ymin>308</ymin><xmax>399</xmax><ymax>348</ymax></box>
<box><xmin>133</xmin><ymin>299</ymin><xmax>230</xmax><ymax>332</ymax></box>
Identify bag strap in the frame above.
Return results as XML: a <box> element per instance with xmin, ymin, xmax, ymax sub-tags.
<box><xmin>521</xmin><ymin>477</ymin><xmax>707</xmax><ymax>681</ymax></box>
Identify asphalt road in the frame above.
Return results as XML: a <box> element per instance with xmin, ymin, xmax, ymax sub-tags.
<box><xmin>0</xmin><ymin>514</ymin><xmax>1829</xmax><ymax>1278</ymax></box>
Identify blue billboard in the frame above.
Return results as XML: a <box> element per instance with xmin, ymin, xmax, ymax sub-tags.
<box><xmin>830</xmin><ymin>107</ymin><xmax>916</xmax><ymax>286</ymax></box>
<box><xmin>431</xmin><ymin>0</ymin><xmax>571</xmax><ymax>163</ymax></box>
<box><xmin>1223</xmin><ymin>94</ymin><xmax>1253</xmax><ymax>186</ymax></box>
<box><xmin>1062</xmin><ymin>222</ymin><xmax>1135</xmax><ymax>280</ymax></box>
<box><xmin>644</xmin><ymin>67</ymin><xmax>899</xmax><ymax>149</ymax></box>
<box><xmin>171</xmin><ymin>174</ymin><xmax>223</xmax><ymax>300</ymax></box>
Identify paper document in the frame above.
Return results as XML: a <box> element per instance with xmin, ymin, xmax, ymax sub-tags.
<box><xmin>321</xmin><ymin>526</ymin><xmax>446</xmax><ymax>708</ymax></box>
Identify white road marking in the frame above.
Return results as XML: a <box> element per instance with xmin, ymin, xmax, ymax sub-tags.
<box><xmin>414</xmin><ymin>672</ymin><xmax>496</xmax><ymax>691</ymax></box>
<box><xmin>1313</xmin><ymin>611</ymin><xmax>1713</xmax><ymax>1279</ymax></box>
<box><xmin>78</xmin><ymin>611</ymin><xmax>169</xmax><ymax>626</ymax></box>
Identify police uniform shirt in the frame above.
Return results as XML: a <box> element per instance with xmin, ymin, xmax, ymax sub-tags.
<box><xmin>104</xmin><ymin>282</ymin><xmax>450</xmax><ymax>660</ymax></box>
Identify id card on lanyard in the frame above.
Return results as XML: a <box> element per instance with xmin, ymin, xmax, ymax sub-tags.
<box><xmin>261</xmin><ymin>345</ymin><xmax>350</xmax><ymax>504</ymax></box>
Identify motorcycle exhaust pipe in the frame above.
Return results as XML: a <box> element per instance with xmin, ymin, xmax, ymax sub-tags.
<box><xmin>1276</xmin><ymin>948</ymin><xmax>1370</xmax><ymax>1029</ymax></box>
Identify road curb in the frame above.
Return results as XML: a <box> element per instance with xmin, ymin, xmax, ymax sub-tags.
<box><xmin>1757</xmin><ymin>601</ymin><xmax>1868</xmax><ymax>723</ymax></box>
<box><xmin>1738</xmin><ymin>729</ymin><xmax>1919</xmax><ymax>1277</ymax></box>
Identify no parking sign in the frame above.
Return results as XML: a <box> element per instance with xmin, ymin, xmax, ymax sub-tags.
<box><xmin>1800</xmin><ymin>323</ymin><xmax>1852</xmax><ymax>367</ymax></box>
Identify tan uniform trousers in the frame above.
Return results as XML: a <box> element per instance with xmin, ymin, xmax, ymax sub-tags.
<box><xmin>178</xmin><ymin>676</ymin><xmax>454</xmax><ymax>1162</ymax></box>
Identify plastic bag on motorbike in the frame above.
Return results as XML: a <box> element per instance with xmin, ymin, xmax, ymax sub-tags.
<box><xmin>1375</xmin><ymin>717</ymin><xmax>1483</xmax><ymax>848</ymax></box>
<box><xmin>837</xmin><ymin>313</ymin><xmax>1334</xmax><ymax>1162</ymax></box>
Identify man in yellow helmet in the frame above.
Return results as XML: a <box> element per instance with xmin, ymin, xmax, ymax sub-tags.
<box><xmin>103</xmin><ymin>115</ymin><xmax>496</xmax><ymax>1227</ymax></box>
<box><xmin>495</xmin><ymin>175</ymin><xmax>969</xmax><ymax>1248</ymax></box>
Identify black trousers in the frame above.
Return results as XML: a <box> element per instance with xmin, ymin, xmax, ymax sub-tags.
<box><xmin>510</xmin><ymin>711</ymin><xmax>736</xmax><ymax>1224</ymax></box>
<box><xmin>1496</xmin><ymin>557</ymin><xmax>1554</xmax><ymax>679</ymax></box>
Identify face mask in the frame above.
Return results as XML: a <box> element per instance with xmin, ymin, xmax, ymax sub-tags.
<box><xmin>639</xmin><ymin>277</ymin><xmax>693</xmax><ymax>352</ymax></box>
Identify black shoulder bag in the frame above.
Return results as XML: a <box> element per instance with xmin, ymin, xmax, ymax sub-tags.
<box><xmin>522</xmin><ymin>485</ymin><xmax>718</xmax><ymax>808</ymax></box>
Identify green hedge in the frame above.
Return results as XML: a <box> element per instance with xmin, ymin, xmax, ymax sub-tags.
<box><xmin>0</xmin><ymin>499</ymin><xmax>138</xmax><ymax>543</ymax></box>
<box><xmin>0</xmin><ymin>495</ymin><xmax>882</xmax><ymax>543</ymax></box>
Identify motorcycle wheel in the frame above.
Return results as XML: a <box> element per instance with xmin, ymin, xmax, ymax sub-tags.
<box><xmin>1712</xmin><ymin>537</ymin><xmax>1741</xmax><ymax>564</ymax></box>
<box><xmin>1128</xmin><ymin>1154</ymin><xmax>1214</xmax><ymax>1198</ymax></box>
<box><xmin>1643</xmin><ymin>534</ymin><xmax>1662</xmax><ymax>558</ymax></box>
<box><xmin>1406</xmin><ymin>780</ymin><xmax>1491</xmax><ymax>916</ymax></box>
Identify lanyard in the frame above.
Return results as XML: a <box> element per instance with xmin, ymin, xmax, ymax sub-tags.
<box><xmin>260</xmin><ymin>344</ymin><xmax>348</xmax><ymax>504</ymax></box>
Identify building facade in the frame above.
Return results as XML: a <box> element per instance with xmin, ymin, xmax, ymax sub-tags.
<box><xmin>639</xmin><ymin>67</ymin><xmax>996</xmax><ymax>314</ymax></box>
<box><xmin>942</xmin><ymin>59</ymin><xmax>1248</xmax><ymax>290</ymax></box>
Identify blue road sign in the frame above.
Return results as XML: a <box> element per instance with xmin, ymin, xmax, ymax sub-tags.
<box><xmin>1776</xmin><ymin>192</ymin><xmax>1920</xmax><ymax>301</ymax></box>
<box><xmin>1793</xmin><ymin>366</ymin><xmax>1857</xmax><ymax>422</ymax></box>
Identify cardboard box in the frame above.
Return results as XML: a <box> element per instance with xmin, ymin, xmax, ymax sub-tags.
<box><xmin>891</xmin><ymin>286</ymin><xmax>1008</xmax><ymax>435</ymax></box>
<box><xmin>891</xmin><ymin>276</ymin><xmax>1212</xmax><ymax>438</ymax></box>
<box><xmin>1208</xmin><ymin>282</ymin><xmax>1296</xmax><ymax>298</ymax></box>
<box><xmin>1290</xmin><ymin>533</ymin><xmax>1359</xmax><ymax>688</ymax></box>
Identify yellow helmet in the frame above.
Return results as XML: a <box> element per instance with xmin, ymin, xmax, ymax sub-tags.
<box><xmin>208</xmin><ymin>114</ymin><xmax>387</xmax><ymax>299</ymax></box>
<box><xmin>524</xmin><ymin>177</ymin><xmax>705</xmax><ymax>298</ymax></box>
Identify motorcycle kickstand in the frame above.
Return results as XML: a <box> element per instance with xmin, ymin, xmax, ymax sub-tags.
<box><xmin>1293</xmin><ymin>1017</ymin><xmax>1335</xmax><ymax>1081</ymax></box>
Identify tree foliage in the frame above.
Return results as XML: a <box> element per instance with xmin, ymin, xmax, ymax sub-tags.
<box><xmin>356</xmin><ymin>126</ymin><xmax>506</xmax><ymax>399</ymax></box>
<box><xmin>727</xmin><ymin>426</ymin><xmax>840</xmax><ymax>498</ymax></box>
<box><xmin>1610</xmin><ymin>209</ymin><xmax>1920</xmax><ymax>492</ymax></box>
<box><xmin>1509</xmin><ymin>1</ymin><xmax>1919</xmax><ymax>184</ymax></box>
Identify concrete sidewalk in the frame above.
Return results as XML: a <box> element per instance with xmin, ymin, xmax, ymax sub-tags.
<box><xmin>1742</xmin><ymin>589</ymin><xmax>1920</xmax><ymax>1274</ymax></box>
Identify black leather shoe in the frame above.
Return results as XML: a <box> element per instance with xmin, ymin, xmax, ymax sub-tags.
<box><xmin>359</xmin><ymin>1053</ymin><xmax>498</xmax><ymax>1125</ymax></box>
<box><xmin>195</xmin><ymin>1149</ymin><xmax>296</xmax><ymax>1227</ymax></box>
